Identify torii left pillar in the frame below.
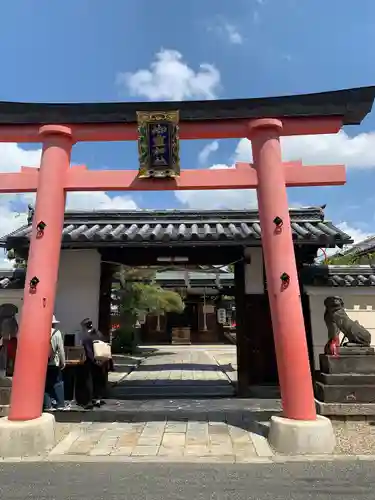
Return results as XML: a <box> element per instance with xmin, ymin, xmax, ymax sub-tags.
<box><xmin>8</xmin><ymin>125</ymin><xmax>73</xmax><ymax>421</ymax></box>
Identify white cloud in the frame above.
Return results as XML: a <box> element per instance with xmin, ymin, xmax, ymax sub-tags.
<box><xmin>0</xmin><ymin>144</ymin><xmax>43</xmax><ymax>269</ymax></box>
<box><xmin>198</xmin><ymin>141</ymin><xmax>219</xmax><ymax>165</ymax></box>
<box><xmin>0</xmin><ymin>143</ymin><xmax>42</xmax><ymax>172</ymax></box>
<box><xmin>224</xmin><ymin>24</ymin><xmax>243</xmax><ymax>44</ymax></box>
<box><xmin>234</xmin><ymin>130</ymin><xmax>375</xmax><ymax>168</ymax></box>
<box><xmin>320</xmin><ymin>222</ymin><xmax>372</xmax><ymax>259</ymax></box>
<box><xmin>175</xmin><ymin>129</ymin><xmax>375</xmax><ymax>212</ymax></box>
<box><xmin>337</xmin><ymin>222</ymin><xmax>371</xmax><ymax>246</ymax></box>
<box><xmin>0</xmin><ymin>205</ymin><xmax>28</xmax><ymax>269</ymax></box>
<box><xmin>175</xmin><ymin>164</ymin><xmax>258</xmax><ymax>209</ymax></box>
<box><xmin>116</xmin><ymin>49</ymin><xmax>221</xmax><ymax>101</ymax></box>
<box><xmin>209</xmin><ymin>22</ymin><xmax>243</xmax><ymax>44</ymax></box>
<box><xmin>253</xmin><ymin>11</ymin><xmax>260</xmax><ymax>24</ymax></box>
<box><xmin>0</xmin><ymin>144</ymin><xmax>138</xmax><ymax>268</ymax></box>
<box><xmin>65</xmin><ymin>192</ymin><xmax>137</xmax><ymax>211</ymax></box>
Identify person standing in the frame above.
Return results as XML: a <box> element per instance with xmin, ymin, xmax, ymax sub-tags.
<box><xmin>44</xmin><ymin>315</ymin><xmax>70</xmax><ymax>411</ymax></box>
<box><xmin>80</xmin><ymin>318</ymin><xmax>108</xmax><ymax>408</ymax></box>
<box><xmin>0</xmin><ymin>304</ymin><xmax>19</xmax><ymax>376</ymax></box>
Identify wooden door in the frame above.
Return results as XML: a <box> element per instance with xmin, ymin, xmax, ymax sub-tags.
<box><xmin>243</xmin><ymin>294</ymin><xmax>278</xmax><ymax>385</ymax></box>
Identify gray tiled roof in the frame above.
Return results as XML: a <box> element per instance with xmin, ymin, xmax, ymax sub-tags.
<box><xmin>0</xmin><ymin>208</ymin><xmax>352</xmax><ymax>248</ymax></box>
<box><xmin>302</xmin><ymin>265</ymin><xmax>375</xmax><ymax>287</ymax></box>
<box><xmin>350</xmin><ymin>236</ymin><xmax>375</xmax><ymax>257</ymax></box>
<box><xmin>327</xmin><ymin>235</ymin><xmax>375</xmax><ymax>260</ymax></box>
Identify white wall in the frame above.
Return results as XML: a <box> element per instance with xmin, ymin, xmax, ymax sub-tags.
<box><xmin>305</xmin><ymin>287</ymin><xmax>375</xmax><ymax>370</ymax></box>
<box><xmin>0</xmin><ymin>250</ymin><xmax>101</xmax><ymax>336</ymax></box>
<box><xmin>244</xmin><ymin>247</ymin><xmax>264</xmax><ymax>294</ymax></box>
<box><xmin>55</xmin><ymin>249</ymin><xmax>101</xmax><ymax>333</ymax></box>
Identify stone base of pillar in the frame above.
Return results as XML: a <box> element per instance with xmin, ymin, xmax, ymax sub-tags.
<box><xmin>268</xmin><ymin>415</ymin><xmax>336</xmax><ymax>455</ymax></box>
<box><xmin>0</xmin><ymin>413</ymin><xmax>55</xmax><ymax>457</ymax></box>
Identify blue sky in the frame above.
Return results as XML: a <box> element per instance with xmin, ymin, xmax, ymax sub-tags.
<box><xmin>0</xmin><ymin>0</ymin><xmax>375</xmax><ymax>245</ymax></box>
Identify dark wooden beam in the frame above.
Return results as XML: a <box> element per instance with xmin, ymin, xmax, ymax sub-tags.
<box><xmin>234</xmin><ymin>261</ymin><xmax>247</xmax><ymax>396</ymax></box>
<box><xmin>98</xmin><ymin>261</ymin><xmax>115</xmax><ymax>338</ymax></box>
<box><xmin>99</xmin><ymin>246</ymin><xmax>243</xmax><ymax>266</ymax></box>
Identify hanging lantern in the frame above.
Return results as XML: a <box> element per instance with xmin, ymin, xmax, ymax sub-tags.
<box><xmin>184</xmin><ymin>270</ymin><xmax>190</xmax><ymax>287</ymax></box>
<box><xmin>138</xmin><ymin>311</ymin><xmax>146</xmax><ymax>325</ymax></box>
<box><xmin>217</xmin><ymin>308</ymin><xmax>227</xmax><ymax>325</ymax></box>
<box><xmin>137</xmin><ymin>110</ymin><xmax>180</xmax><ymax>179</ymax></box>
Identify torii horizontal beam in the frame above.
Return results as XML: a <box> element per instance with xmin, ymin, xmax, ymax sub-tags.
<box><xmin>0</xmin><ymin>117</ymin><xmax>343</xmax><ymax>142</ymax></box>
<box><xmin>0</xmin><ymin>161</ymin><xmax>346</xmax><ymax>193</ymax></box>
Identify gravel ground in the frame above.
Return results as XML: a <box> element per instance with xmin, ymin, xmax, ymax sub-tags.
<box><xmin>333</xmin><ymin>420</ymin><xmax>375</xmax><ymax>455</ymax></box>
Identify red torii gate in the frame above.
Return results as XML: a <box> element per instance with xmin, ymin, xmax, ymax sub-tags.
<box><xmin>0</xmin><ymin>87</ymin><xmax>373</xmax><ymax>429</ymax></box>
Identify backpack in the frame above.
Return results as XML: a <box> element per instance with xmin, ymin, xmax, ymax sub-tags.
<box><xmin>92</xmin><ymin>340</ymin><xmax>111</xmax><ymax>362</ymax></box>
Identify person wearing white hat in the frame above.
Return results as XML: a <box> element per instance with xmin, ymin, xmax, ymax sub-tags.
<box><xmin>43</xmin><ymin>314</ymin><xmax>70</xmax><ymax>411</ymax></box>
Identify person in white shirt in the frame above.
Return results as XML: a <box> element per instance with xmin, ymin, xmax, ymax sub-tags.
<box><xmin>43</xmin><ymin>315</ymin><xmax>70</xmax><ymax>411</ymax></box>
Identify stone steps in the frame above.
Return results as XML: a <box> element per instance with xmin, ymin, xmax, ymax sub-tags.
<box><xmin>110</xmin><ymin>384</ymin><xmax>235</xmax><ymax>399</ymax></box>
<box><xmin>318</xmin><ymin>373</ymin><xmax>375</xmax><ymax>385</ymax></box>
<box><xmin>52</xmin><ymin>397</ymin><xmax>282</xmax><ymax>423</ymax></box>
<box><xmin>316</xmin><ymin>381</ymin><xmax>375</xmax><ymax>404</ymax></box>
<box><xmin>116</xmin><ymin>379</ymin><xmax>231</xmax><ymax>386</ymax></box>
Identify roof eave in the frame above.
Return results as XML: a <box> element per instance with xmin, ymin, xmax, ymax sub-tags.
<box><xmin>0</xmin><ymin>237</ymin><xmax>350</xmax><ymax>250</ymax></box>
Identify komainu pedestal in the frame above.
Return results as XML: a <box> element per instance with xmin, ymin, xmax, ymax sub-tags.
<box><xmin>316</xmin><ymin>296</ymin><xmax>375</xmax><ymax>404</ymax></box>
<box><xmin>316</xmin><ymin>347</ymin><xmax>375</xmax><ymax>403</ymax></box>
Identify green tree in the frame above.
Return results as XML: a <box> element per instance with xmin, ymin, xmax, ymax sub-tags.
<box><xmin>6</xmin><ymin>249</ymin><xmax>27</xmax><ymax>269</ymax></box>
<box><xmin>112</xmin><ymin>266</ymin><xmax>184</xmax><ymax>352</ymax></box>
<box><xmin>325</xmin><ymin>252</ymin><xmax>375</xmax><ymax>265</ymax></box>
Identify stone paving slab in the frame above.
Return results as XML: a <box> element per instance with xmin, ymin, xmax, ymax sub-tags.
<box><xmin>110</xmin><ymin>345</ymin><xmax>236</xmax><ymax>399</ymax></box>
<box><xmin>45</xmin><ymin>418</ymin><xmax>272</xmax><ymax>462</ymax></box>
<box><xmin>3</xmin><ymin>419</ymin><xmax>375</xmax><ymax>464</ymax></box>
<box><xmin>206</xmin><ymin>347</ymin><xmax>238</xmax><ymax>383</ymax></box>
<box><xmin>108</xmin><ymin>354</ymin><xmax>145</xmax><ymax>386</ymax></box>
<box><xmin>124</xmin><ymin>349</ymin><xmax>230</xmax><ymax>383</ymax></box>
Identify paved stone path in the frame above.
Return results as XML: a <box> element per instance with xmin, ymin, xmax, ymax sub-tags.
<box><xmin>111</xmin><ymin>345</ymin><xmax>237</xmax><ymax>398</ymax></box>
<box><xmin>8</xmin><ymin>418</ymin><xmax>375</xmax><ymax>463</ymax></box>
<box><xmin>107</xmin><ymin>353</ymin><xmax>145</xmax><ymax>385</ymax></box>
<box><xmin>45</xmin><ymin>417</ymin><xmax>274</xmax><ymax>462</ymax></box>
<box><xmin>208</xmin><ymin>347</ymin><xmax>238</xmax><ymax>384</ymax></box>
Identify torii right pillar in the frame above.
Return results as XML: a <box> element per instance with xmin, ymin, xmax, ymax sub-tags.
<box><xmin>249</xmin><ymin>119</ymin><xmax>336</xmax><ymax>454</ymax></box>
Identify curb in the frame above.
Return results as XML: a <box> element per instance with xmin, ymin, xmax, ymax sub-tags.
<box><xmin>1</xmin><ymin>453</ymin><xmax>375</xmax><ymax>464</ymax></box>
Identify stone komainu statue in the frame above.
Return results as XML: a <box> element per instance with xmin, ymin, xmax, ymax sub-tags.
<box><xmin>323</xmin><ymin>296</ymin><xmax>371</xmax><ymax>355</ymax></box>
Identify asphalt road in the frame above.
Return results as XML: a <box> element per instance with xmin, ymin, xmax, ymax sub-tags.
<box><xmin>1</xmin><ymin>461</ymin><xmax>375</xmax><ymax>500</ymax></box>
